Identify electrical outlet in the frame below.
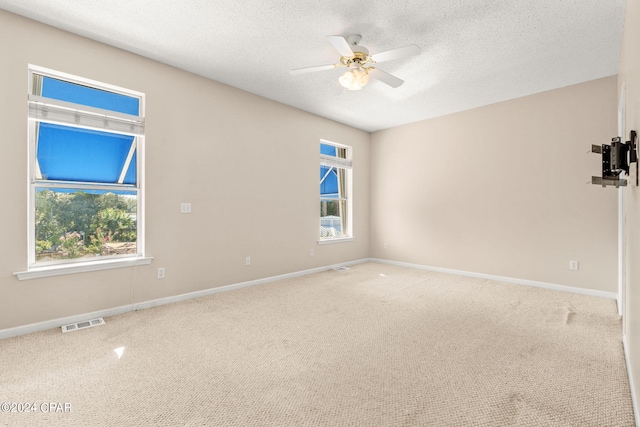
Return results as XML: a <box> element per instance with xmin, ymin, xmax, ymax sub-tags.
<box><xmin>384</xmin><ymin>242</ymin><xmax>389</xmax><ymax>249</ymax></box>
<box><xmin>310</xmin><ymin>249</ymin><xmax>314</xmax><ymax>257</ymax></box>
<box><xmin>180</xmin><ymin>203</ymin><xmax>192</xmax><ymax>213</ymax></box>
<box><xmin>157</xmin><ymin>267</ymin><xmax>166</xmax><ymax>279</ymax></box>
<box><xmin>245</xmin><ymin>256</ymin><xmax>251</xmax><ymax>266</ymax></box>
<box><xmin>569</xmin><ymin>260</ymin><xmax>579</xmax><ymax>271</ymax></box>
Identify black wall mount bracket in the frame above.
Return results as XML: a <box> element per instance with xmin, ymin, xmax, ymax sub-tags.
<box><xmin>591</xmin><ymin>130</ymin><xmax>638</xmax><ymax>188</ymax></box>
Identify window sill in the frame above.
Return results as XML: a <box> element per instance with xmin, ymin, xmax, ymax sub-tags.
<box><xmin>317</xmin><ymin>237</ymin><xmax>355</xmax><ymax>245</ymax></box>
<box><xmin>14</xmin><ymin>256</ymin><xmax>153</xmax><ymax>281</ymax></box>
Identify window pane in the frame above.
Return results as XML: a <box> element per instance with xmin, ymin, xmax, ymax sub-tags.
<box><xmin>41</xmin><ymin>76</ymin><xmax>139</xmax><ymax>115</ymax></box>
<box><xmin>320</xmin><ymin>166</ymin><xmax>339</xmax><ymax>196</ymax></box>
<box><xmin>35</xmin><ymin>188</ymin><xmax>137</xmax><ymax>262</ymax></box>
<box><xmin>37</xmin><ymin>123</ymin><xmax>136</xmax><ymax>184</ymax></box>
<box><xmin>320</xmin><ymin>142</ymin><xmax>349</xmax><ymax>239</ymax></box>
<box><xmin>320</xmin><ymin>200</ymin><xmax>345</xmax><ymax>238</ymax></box>
<box><xmin>320</xmin><ymin>143</ymin><xmax>337</xmax><ymax>156</ymax></box>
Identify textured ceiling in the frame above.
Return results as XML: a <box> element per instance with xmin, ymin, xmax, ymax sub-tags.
<box><xmin>0</xmin><ymin>0</ymin><xmax>626</xmax><ymax>132</ymax></box>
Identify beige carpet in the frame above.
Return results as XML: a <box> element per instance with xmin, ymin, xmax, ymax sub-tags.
<box><xmin>0</xmin><ymin>262</ymin><xmax>635</xmax><ymax>426</ymax></box>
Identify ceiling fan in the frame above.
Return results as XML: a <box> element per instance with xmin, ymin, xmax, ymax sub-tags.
<box><xmin>290</xmin><ymin>35</ymin><xmax>421</xmax><ymax>90</ymax></box>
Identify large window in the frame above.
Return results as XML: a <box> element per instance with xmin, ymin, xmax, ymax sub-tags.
<box><xmin>320</xmin><ymin>141</ymin><xmax>352</xmax><ymax>240</ymax></box>
<box><xmin>27</xmin><ymin>66</ymin><xmax>145</xmax><ymax>268</ymax></box>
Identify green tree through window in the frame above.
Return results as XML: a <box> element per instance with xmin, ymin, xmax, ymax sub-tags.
<box><xmin>35</xmin><ymin>190</ymin><xmax>137</xmax><ymax>261</ymax></box>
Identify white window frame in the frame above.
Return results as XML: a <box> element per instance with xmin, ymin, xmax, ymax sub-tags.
<box><xmin>318</xmin><ymin>139</ymin><xmax>354</xmax><ymax>244</ymax></box>
<box><xmin>16</xmin><ymin>66</ymin><xmax>151</xmax><ymax>280</ymax></box>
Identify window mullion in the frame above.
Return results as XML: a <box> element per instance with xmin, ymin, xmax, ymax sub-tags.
<box><xmin>320</xmin><ymin>155</ymin><xmax>352</xmax><ymax>169</ymax></box>
<box><xmin>28</xmin><ymin>95</ymin><xmax>142</xmax><ymax>122</ymax></box>
<box><xmin>29</xmin><ymin>96</ymin><xmax>144</xmax><ymax>137</ymax></box>
<box><xmin>35</xmin><ymin>181</ymin><xmax>138</xmax><ymax>193</ymax></box>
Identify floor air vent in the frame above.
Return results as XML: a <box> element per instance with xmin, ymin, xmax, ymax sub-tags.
<box><xmin>61</xmin><ymin>317</ymin><xmax>105</xmax><ymax>333</ymax></box>
<box><xmin>333</xmin><ymin>266</ymin><xmax>351</xmax><ymax>271</ymax></box>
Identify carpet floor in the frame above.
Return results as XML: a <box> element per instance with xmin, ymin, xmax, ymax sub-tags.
<box><xmin>0</xmin><ymin>262</ymin><xmax>635</xmax><ymax>426</ymax></box>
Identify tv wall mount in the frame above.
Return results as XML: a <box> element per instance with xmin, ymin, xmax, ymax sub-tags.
<box><xmin>591</xmin><ymin>130</ymin><xmax>638</xmax><ymax>187</ymax></box>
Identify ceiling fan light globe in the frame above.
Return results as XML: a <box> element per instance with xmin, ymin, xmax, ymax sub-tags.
<box><xmin>355</xmin><ymin>68</ymin><xmax>370</xmax><ymax>87</ymax></box>
<box><xmin>339</xmin><ymin>70</ymin><xmax>355</xmax><ymax>89</ymax></box>
<box><xmin>339</xmin><ymin>68</ymin><xmax>369</xmax><ymax>90</ymax></box>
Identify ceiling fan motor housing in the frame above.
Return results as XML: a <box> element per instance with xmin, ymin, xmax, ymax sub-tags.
<box><xmin>341</xmin><ymin>52</ymin><xmax>371</xmax><ymax>67</ymax></box>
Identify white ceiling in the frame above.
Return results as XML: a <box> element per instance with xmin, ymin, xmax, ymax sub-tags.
<box><xmin>0</xmin><ymin>0</ymin><xmax>626</xmax><ymax>132</ymax></box>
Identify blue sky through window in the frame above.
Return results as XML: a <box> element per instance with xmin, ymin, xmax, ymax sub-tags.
<box><xmin>320</xmin><ymin>143</ymin><xmax>336</xmax><ymax>156</ymax></box>
<box><xmin>36</xmin><ymin>77</ymin><xmax>138</xmax><ymax>187</ymax></box>
<box><xmin>42</xmin><ymin>76</ymin><xmax>139</xmax><ymax>115</ymax></box>
<box><xmin>320</xmin><ymin>143</ymin><xmax>339</xmax><ymax>197</ymax></box>
<box><xmin>37</xmin><ymin>123</ymin><xmax>136</xmax><ymax>184</ymax></box>
<box><xmin>320</xmin><ymin>166</ymin><xmax>338</xmax><ymax>196</ymax></box>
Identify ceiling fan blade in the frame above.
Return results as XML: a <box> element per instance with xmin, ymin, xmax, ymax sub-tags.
<box><xmin>371</xmin><ymin>44</ymin><xmax>421</xmax><ymax>63</ymax></box>
<box><xmin>327</xmin><ymin>35</ymin><xmax>354</xmax><ymax>57</ymax></box>
<box><xmin>290</xmin><ymin>64</ymin><xmax>338</xmax><ymax>75</ymax></box>
<box><xmin>367</xmin><ymin>68</ymin><xmax>404</xmax><ymax>88</ymax></box>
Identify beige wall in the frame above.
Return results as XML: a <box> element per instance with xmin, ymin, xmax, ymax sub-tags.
<box><xmin>371</xmin><ymin>77</ymin><xmax>618</xmax><ymax>292</ymax></box>
<box><xmin>0</xmin><ymin>10</ymin><xmax>370</xmax><ymax>330</ymax></box>
<box><xmin>620</xmin><ymin>0</ymin><xmax>640</xmax><ymax>414</ymax></box>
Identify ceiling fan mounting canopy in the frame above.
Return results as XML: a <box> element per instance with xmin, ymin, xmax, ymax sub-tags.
<box><xmin>345</xmin><ymin>34</ymin><xmax>369</xmax><ymax>55</ymax></box>
<box><xmin>345</xmin><ymin>34</ymin><xmax>362</xmax><ymax>45</ymax></box>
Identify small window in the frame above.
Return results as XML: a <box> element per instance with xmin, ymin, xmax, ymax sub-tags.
<box><xmin>28</xmin><ymin>67</ymin><xmax>145</xmax><ymax>267</ymax></box>
<box><xmin>320</xmin><ymin>141</ymin><xmax>352</xmax><ymax>240</ymax></box>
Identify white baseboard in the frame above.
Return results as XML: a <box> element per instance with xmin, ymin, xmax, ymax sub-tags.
<box><xmin>623</xmin><ymin>335</ymin><xmax>639</xmax><ymax>426</ymax></box>
<box><xmin>368</xmin><ymin>258</ymin><xmax>618</xmax><ymax>300</ymax></box>
<box><xmin>0</xmin><ymin>258</ymin><xmax>618</xmax><ymax>340</ymax></box>
<box><xmin>0</xmin><ymin>258</ymin><xmax>369</xmax><ymax>340</ymax></box>
<box><xmin>131</xmin><ymin>258</ymin><xmax>368</xmax><ymax>311</ymax></box>
<box><xmin>0</xmin><ymin>304</ymin><xmax>134</xmax><ymax>341</ymax></box>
